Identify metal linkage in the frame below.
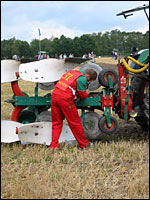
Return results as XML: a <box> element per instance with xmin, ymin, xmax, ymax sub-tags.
<box><xmin>101</xmin><ymin>89</ymin><xmax>113</xmax><ymax>127</ymax></box>
<box><xmin>116</xmin><ymin>4</ymin><xmax>149</xmax><ymax>21</ymax></box>
<box><xmin>118</xmin><ymin>62</ymin><xmax>134</xmax><ymax>120</ymax></box>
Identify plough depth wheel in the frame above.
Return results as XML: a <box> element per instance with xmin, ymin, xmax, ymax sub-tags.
<box><xmin>98</xmin><ymin>69</ymin><xmax>118</xmax><ymax>87</ymax></box>
<box><xmin>98</xmin><ymin>116</ymin><xmax>118</xmax><ymax>134</ymax></box>
<box><xmin>81</xmin><ymin>111</ymin><xmax>102</xmax><ymax>140</ymax></box>
<box><xmin>18</xmin><ymin>110</ymin><xmax>36</xmax><ymax>124</ymax></box>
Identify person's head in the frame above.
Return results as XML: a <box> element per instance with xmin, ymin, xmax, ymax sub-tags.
<box><xmin>84</xmin><ymin>69</ymin><xmax>97</xmax><ymax>82</ymax></box>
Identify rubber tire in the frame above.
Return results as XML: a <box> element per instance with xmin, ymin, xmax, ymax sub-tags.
<box><xmin>131</xmin><ymin>76</ymin><xmax>149</xmax><ymax>130</ymax></box>
<box><xmin>80</xmin><ymin>63</ymin><xmax>102</xmax><ymax>90</ymax></box>
<box><xmin>98</xmin><ymin>69</ymin><xmax>118</xmax><ymax>87</ymax></box>
<box><xmin>18</xmin><ymin>110</ymin><xmax>36</xmax><ymax>124</ymax></box>
<box><xmin>38</xmin><ymin>82</ymin><xmax>54</xmax><ymax>91</ymax></box>
<box><xmin>98</xmin><ymin>115</ymin><xmax>118</xmax><ymax>134</ymax></box>
<box><xmin>81</xmin><ymin>111</ymin><xmax>102</xmax><ymax>141</ymax></box>
<box><xmin>39</xmin><ymin>111</ymin><xmax>52</xmax><ymax>122</ymax></box>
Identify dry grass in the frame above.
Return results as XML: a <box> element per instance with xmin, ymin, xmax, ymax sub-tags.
<box><xmin>1</xmin><ymin>141</ymin><xmax>149</xmax><ymax>199</ymax></box>
<box><xmin>1</xmin><ymin>57</ymin><xmax>149</xmax><ymax>199</ymax></box>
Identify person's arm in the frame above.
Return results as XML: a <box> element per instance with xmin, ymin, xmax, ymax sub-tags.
<box><xmin>76</xmin><ymin>76</ymin><xmax>89</xmax><ymax>99</ymax></box>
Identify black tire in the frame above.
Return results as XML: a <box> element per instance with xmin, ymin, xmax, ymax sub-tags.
<box><xmin>98</xmin><ymin>116</ymin><xmax>118</xmax><ymax>134</ymax></box>
<box><xmin>81</xmin><ymin>111</ymin><xmax>102</xmax><ymax>140</ymax></box>
<box><xmin>39</xmin><ymin>111</ymin><xmax>52</xmax><ymax>122</ymax></box>
<box><xmin>80</xmin><ymin>63</ymin><xmax>102</xmax><ymax>90</ymax></box>
<box><xmin>18</xmin><ymin>110</ymin><xmax>36</xmax><ymax>124</ymax></box>
<box><xmin>131</xmin><ymin>76</ymin><xmax>149</xmax><ymax>130</ymax></box>
<box><xmin>98</xmin><ymin>69</ymin><xmax>118</xmax><ymax>87</ymax></box>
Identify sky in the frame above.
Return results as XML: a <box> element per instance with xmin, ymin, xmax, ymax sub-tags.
<box><xmin>1</xmin><ymin>1</ymin><xmax>149</xmax><ymax>43</ymax></box>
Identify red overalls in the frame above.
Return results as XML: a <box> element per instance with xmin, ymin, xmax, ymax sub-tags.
<box><xmin>50</xmin><ymin>70</ymin><xmax>89</xmax><ymax>149</ymax></box>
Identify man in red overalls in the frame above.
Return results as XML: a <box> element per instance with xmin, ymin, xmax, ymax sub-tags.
<box><xmin>50</xmin><ymin>69</ymin><xmax>97</xmax><ymax>150</ymax></box>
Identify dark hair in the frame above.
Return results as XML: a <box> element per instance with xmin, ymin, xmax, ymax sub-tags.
<box><xmin>85</xmin><ymin>69</ymin><xmax>97</xmax><ymax>81</ymax></box>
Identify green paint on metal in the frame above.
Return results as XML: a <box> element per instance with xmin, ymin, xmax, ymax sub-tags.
<box><xmin>124</xmin><ymin>94</ymin><xmax>129</xmax><ymax>120</ymax></box>
<box><xmin>103</xmin><ymin>89</ymin><xmax>106</xmax><ymax>97</ymax></box>
<box><xmin>76</xmin><ymin>93</ymin><xmax>101</xmax><ymax>108</ymax></box>
<box><xmin>106</xmin><ymin>114</ymin><xmax>111</xmax><ymax>127</ymax></box>
<box><xmin>108</xmin><ymin>75</ymin><xmax>113</xmax><ymax>89</ymax></box>
<box><xmin>138</xmin><ymin>49</ymin><xmax>149</xmax><ymax>64</ymax></box>
<box><xmin>104</xmin><ymin>106</ymin><xmax>111</xmax><ymax>127</ymax></box>
<box><xmin>102</xmin><ymin>89</ymin><xmax>113</xmax><ymax>127</ymax></box>
<box><xmin>81</xmin><ymin>109</ymin><xmax>85</xmax><ymax>127</ymax></box>
<box><xmin>14</xmin><ymin>96</ymin><xmax>51</xmax><ymax>106</ymax></box>
<box><xmin>124</xmin><ymin>85</ymin><xmax>130</xmax><ymax>120</ymax></box>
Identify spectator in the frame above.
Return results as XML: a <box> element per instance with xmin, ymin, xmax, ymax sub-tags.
<box><xmin>63</xmin><ymin>53</ymin><xmax>67</xmax><ymax>59</ymax></box>
<box><xmin>59</xmin><ymin>54</ymin><xmax>63</xmax><ymax>59</ymax></box>
<box><xmin>69</xmin><ymin>53</ymin><xmax>73</xmax><ymax>58</ymax></box>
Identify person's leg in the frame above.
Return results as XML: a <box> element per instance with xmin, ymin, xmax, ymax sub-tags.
<box><xmin>60</xmin><ymin>99</ymin><xmax>89</xmax><ymax>148</ymax></box>
<box><xmin>50</xmin><ymin>95</ymin><xmax>64</xmax><ymax>149</ymax></box>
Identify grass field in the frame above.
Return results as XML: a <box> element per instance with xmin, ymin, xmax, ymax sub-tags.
<box><xmin>1</xmin><ymin>57</ymin><xmax>149</xmax><ymax>199</ymax></box>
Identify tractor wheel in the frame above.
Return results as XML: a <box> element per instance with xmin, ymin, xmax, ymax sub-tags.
<box><xmin>131</xmin><ymin>76</ymin><xmax>149</xmax><ymax>130</ymax></box>
<box><xmin>98</xmin><ymin>69</ymin><xmax>118</xmax><ymax>87</ymax></box>
<box><xmin>18</xmin><ymin>110</ymin><xmax>36</xmax><ymax>124</ymax></box>
<box><xmin>98</xmin><ymin>116</ymin><xmax>118</xmax><ymax>134</ymax></box>
<box><xmin>81</xmin><ymin>111</ymin><xmax>102</xmax><ymax>141</ymax></box>
<box><xmin>39</xmin><ymin>111</ymin><xmax>52</xmax><ymax>122</ymax></box>
<box><xmin>80</xmin><ymin>63</ymin><xmax>102</xmax><ymax>90</ymax></box>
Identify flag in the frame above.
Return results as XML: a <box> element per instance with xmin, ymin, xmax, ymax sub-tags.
<box><xmin>38</xmin><ymin>28</ymin><xmax>41</xmax><ymax>36</ymax></box>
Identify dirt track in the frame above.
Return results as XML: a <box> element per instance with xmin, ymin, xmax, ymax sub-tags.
<box><xmin>96</xmin><ymin>57</ymin><xmax>118</xmax><ymax>72</ymax></box>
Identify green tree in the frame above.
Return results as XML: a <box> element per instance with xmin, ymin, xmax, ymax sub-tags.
<box><xmin>30</xmin><ymin>39</ymin><xmax>40</xmax><ymax>57</ymax></box>
<box><xmin>1</xmin><ymin>30</ymin><xmax>149</xmax><ymax>59</ymax></box>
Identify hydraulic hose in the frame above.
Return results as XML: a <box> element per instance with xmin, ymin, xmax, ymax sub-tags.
<box><xmin>121</xmin><ymin>56</ymin><xmax>149</xmax><ymax>73</ymax></box>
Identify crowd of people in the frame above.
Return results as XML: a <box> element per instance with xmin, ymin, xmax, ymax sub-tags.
<box><xmin>37</xmin><ymin>52</ymin><xmax>95</xmax><ymax>60</ymax></box>
<box><xmin>12</xmin><ymin>51</ymin><xmax>96</xmax><ymax>61</ymax></box>
<box><xmin>82</xmin><ymin>52</ymin><xmax>95</xmax><ymax>59</ymax></box>
<box><xmin>58</xmin><ymin>53</ymin><xmax>74</xmax><ymax>59</ymax></box>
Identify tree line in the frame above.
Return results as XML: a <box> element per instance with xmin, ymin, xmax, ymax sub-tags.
<box><xmin>1</xmin><ymin>29</ymin><xmax>149</xmax><ymax>59</ymax></box>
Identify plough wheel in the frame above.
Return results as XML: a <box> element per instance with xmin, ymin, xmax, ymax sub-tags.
<box><xmin>39</xmin><ymin>111</ymin><xmax>52</xmax><ymax>122</ymax></box>
<box><xmin>98</xmin><ymin>69</ymin><xmax>118</xmax><ymax>87</ymax></box>
<box><xmin>18</xmin><ymin>110</ymin><xmax>36</xmax><ymax>124</ymax></box>
<box><xmin>98</xmin><ymin>116</ymin><xmax>118</xmax><ymax>134</ymax></box>
<box><xmin>81</xmin><ymin>111</ymin><xmax>102</xmax><ymax>141</ymax></box>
